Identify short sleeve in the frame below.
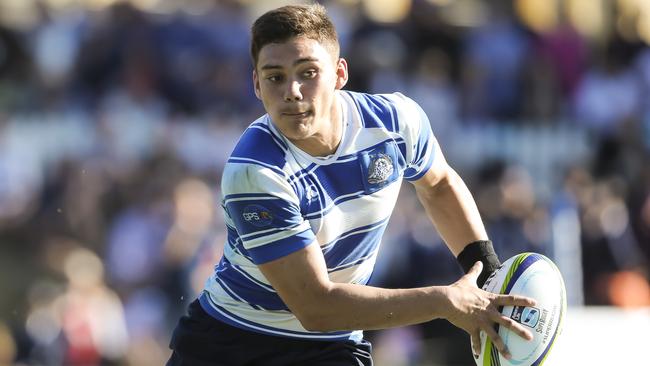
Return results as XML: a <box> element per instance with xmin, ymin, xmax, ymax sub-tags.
<box><xmin>221</xmin><ymin>164</ymin><xmax>315</xmax><ymax>264</ymax></box>
<box><xmin>387</xmin><ymin>93</ymin><xmax>438</xmax><ymax>181</ymax></box>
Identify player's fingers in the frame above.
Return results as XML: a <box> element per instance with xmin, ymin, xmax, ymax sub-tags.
<box><xmin>484</xmin><ymin>325</ymin><xmax>511</xmax><ymax>360</ymax></box>
<box><xmin>490</xmin><ymin>311</ymin><xmax>534</xmax><ymax>341</ymax></box>
<box><xmin>493</xmin><ymin>294</ymin><xmax>536</xmax><ymax>307</ymax></box>
<box><xmin>470</xmin><ymin>330</ymin><xmax>482</xmax><ymax>359</ymax></box>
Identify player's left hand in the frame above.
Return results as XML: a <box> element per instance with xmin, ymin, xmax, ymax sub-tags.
<box><xmin>443</xmin><ymin>261</ymin><xmax>536</xmax><ymax>359</ymax></box>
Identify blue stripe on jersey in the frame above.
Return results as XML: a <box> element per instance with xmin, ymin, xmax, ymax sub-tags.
<box><xmin>247</xmin><ymin>228</ymin><xmax>315</xmax><ymax>264</ymax></box>
<box><xmin>227</xmin><ymin>157</ymin><xmax>287</xmax><ymax>178</ymax></box>
<box><xmin>404</xmin><ymin>102</ymin><xmax>435</xmax><ymax>181</ymax></box>
<box><xmin>397</xmin><ymin>141</ymin><xmax>407</xmax><ymax>163</ymax></box>
<box><xmin>346</xmin><ymin>91</ymin><xmax>398</xmax><ymax>132</ymax></box>
<box><xmin>230</xmin><ymin>126</ymin><xmax>287</xmax><ymax>171</ymax></box>
<box><xmin>377</xmin><ymin>95</ymin><xmax>400</xmax><ymax>132</ymax></box>
<box><xmin>307</xmin><ymin>160</ymin><xmax>364</xmax><ymax>203</ymax></box>
<box><xmin>226</xmin><ymin>226</ymin><xmax>253</xmax><ymax>261</ymax></box>
<box><xmin>329</xmin><ymin>252</ymin><xmax>378</xmax><ymax>273</ymax></box>
<box><xmin>216</xmin><ymin>259</ymin><xmax>288</xmax><ymax>310</ymax></box>
<box><xmin>288</xmin><ymin>162</ymin><xmax>318</xmax><ymax>183</ymax></box>
<box><xmin>250</xmin><ymin>119</ymin><xmax>288</xmax><ymax>151</ymax></box>
<box><xmin>320</xmin><ymin>218</ymin><xmax>389</xmax><ymax>252</ymax></box>
<box><xmin>214</xmin><ymin>276</ymin><xmax>264</xmax><ymax>310</ymax></box>
<box><xmin>323</xmin><ymin>223</ymin><xmax>387</xmax><ymax>271</ymax></box>
<box><xmin>225</xmin><ymin>259</ymin><xmax>276</xmax><ymax>292</ymax></box>
<box><xmin>405</xmin><ymin>147</ymin><xmax>434</xmax><ymax>181</ymax></box>
<box><xmin>199</xmin><ymin>292</ymin><xmax>360</xmax><ymax>341</ymax></box>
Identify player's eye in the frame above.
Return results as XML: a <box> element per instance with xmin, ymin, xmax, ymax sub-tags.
<box><xmin>266</xmin><ymin>75</ymin><xmax>283</xmax><ymax>83</ymax></box>
<box><xmin>303</xmin><ymin>69</ymin><xmax>317</xmax><ymax>78</ymax></box>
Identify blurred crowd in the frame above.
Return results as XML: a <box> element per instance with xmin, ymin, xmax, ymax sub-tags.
<box><xmin>1</xmin><ymin>0</ymin><xmax>650</xmax><ymax>365</ymax></box>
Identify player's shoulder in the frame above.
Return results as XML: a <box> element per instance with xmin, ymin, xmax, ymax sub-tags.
<box><xmin>222</xmin><ymin>116</ymin><xmax>293</xmax><ymax>195</ymax></box>
<box><xmin>228</xmin><ymin>115</ymin><xmax>289</xmax><ymax>171</ymax></box>
<box><xmin>221</xmin><ymin>156</ymin><xmax>291</xmax><ymax>198</ymax></box>
<box><xmin>342</xmin><ymin>90</ymin><xmax>420</xmax><ymax>132</ymax></box>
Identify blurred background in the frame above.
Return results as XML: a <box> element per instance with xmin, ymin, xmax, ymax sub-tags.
<box><xmin>0</xmin><ymin>0</ymin><xmax>649</xmax><ymax>365</ymax></box>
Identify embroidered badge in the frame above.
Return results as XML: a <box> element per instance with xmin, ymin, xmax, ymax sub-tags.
<box><xmin>367</xmin><ymin>153</ymin><xmax>394</xmax><ymax>184</ymax></box>
<box><xmin>242</xmin><ymin>204</ymin><xmax>274</xmax><ymax>228</ymax></box>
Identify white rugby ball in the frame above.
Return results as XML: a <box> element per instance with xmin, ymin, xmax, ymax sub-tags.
<box><xmin>475</xmin><ymin>252</ymin><xmax>566</xmax><ymax>366</ymax></box>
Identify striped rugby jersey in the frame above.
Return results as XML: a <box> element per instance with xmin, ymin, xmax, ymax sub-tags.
<box><xmin>200</xmin><ymin>90</ymin><xmax>438</xmax><ymax>341</ymax></box>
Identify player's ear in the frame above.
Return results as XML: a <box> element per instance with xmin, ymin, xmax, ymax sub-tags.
<box><xmin>335</xmin><ymin>58</ymin><xmax>348</xmax><ymax>90</ymax></box>
<box><xmin>253</xmin><ymin>69</ymin><xmax>262</xmax><ymax>100</ymax></box>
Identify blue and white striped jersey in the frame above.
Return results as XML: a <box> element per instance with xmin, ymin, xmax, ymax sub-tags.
<box><xmin>200</xmin><ymin>90</ymin><xmax>438</xmax><ymax>341</ymax></box>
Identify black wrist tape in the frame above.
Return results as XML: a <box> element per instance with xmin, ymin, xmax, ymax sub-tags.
<box><xmin>457</xmin><ymin>240</ymin><xmax>501</xmax><ymax>288</ymax></box>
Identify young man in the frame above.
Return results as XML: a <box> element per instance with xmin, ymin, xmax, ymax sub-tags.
<box><xmin>168</xmin><ymin>4</ymin><xmax>535</xmax><ymax>366</ymax></box>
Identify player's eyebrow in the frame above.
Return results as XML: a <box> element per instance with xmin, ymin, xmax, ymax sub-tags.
<box><xmin>260</xmin><ymin>57</ymin><xmax>320</xmax><ymax>71</ymax></box>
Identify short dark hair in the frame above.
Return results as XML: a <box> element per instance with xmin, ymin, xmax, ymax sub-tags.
<box><xmin>250</xmin><ymin>4</ymin><xmax>340</xmax><ymax>68</ymax></box>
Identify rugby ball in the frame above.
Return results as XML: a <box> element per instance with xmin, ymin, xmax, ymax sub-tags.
<box><xmin>475</xmin><ymin>253</ymin><xmax>566</xmax><ymax>366</ymax></box>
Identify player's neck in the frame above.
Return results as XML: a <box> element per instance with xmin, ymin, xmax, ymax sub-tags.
<box><xmin>292</xmin><ymin>96</ymin><xmax>342</xmax><ymax>157</ymax></box>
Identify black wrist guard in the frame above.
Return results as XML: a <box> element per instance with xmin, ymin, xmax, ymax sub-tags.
<box><xmin>457</xmin><ymin>240</ymin><xmax>501</xmax><ymax>288</ymax></box>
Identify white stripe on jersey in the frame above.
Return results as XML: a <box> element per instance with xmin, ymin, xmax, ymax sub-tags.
<box><xmin>313</xmin><ymin>182</ymin><xmax>401</xmax><ymax>245</ymax></box>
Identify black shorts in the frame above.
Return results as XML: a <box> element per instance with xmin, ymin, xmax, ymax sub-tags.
<box><xmin>167</xmin><ymin>299</ymin><xmax>373</xmax><ymax>366</ymax></box>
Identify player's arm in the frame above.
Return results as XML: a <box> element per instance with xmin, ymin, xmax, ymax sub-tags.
<box><xmin>411</xmin><ymin>142</ymin><xmax>487</xmax><ymax>257</ymax></box>
<box><xmin>409</xmin><ymin>138</ymin><xmax>538</xmax><ymax>355</ymax></box>
<box><xmin>411</xmin><ymin>139</ymin><xmax>502</xmax><ymax>287</ymax></box>
<box><xmin>392</xmin><ymin>93</ymin><xmax>499</xmax><ymax>286</ymax></box>
<box><xmin>258</xmin><ymin>240</ymin><xmax>535</xmax><ymax>359</ymax></box>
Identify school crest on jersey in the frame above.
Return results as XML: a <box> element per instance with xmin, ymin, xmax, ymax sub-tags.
<box><xmin>367</xmin><ymin>153</ymin><xmax>394</xmax><ymax>184</ymax></box>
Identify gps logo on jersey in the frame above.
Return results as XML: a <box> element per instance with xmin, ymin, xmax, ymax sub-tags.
<box><xmin>242</xmin><ymin>204</ymin><xmax>273</xmax><ymax>228</ymax></box>
<box><xmin>243</xmin><ymin>212</ymin><xmax>259</xmax><ymax>221</ymax></box>
<box><xmin>367</xmin><ymin>153</ymin><xmax>394</xmax><ymax>184</ymax></box>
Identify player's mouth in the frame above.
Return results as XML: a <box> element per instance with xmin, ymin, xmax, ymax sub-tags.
<box><xmin>282</xmin><ymin>111</ymin><xmax>311</xmax><ymax>119</ymax></box>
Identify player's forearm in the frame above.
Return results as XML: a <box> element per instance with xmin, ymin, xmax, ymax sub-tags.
<box><xmin>296</xmin><ymin>282</ymin><xmax>452</xmax><ymax>332</ymax></box>
<box><xmin>260</xmin><ymin>242</ymin><xmax>458</xmax><ymax>332</ymax></box>
<box><xmin>415</xmin><ymin>167</ymin><xmax>488</xmax><ymax>256</ymax></box>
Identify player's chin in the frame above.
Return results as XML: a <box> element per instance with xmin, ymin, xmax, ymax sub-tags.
<box><xmin>283</xmin><ymin>116</ymin><xmax>313</xmax><ymax>134</ymax></box>
<box><xmin>286</xmin><ymin>125</ymin><xmax>313</xmax><ymax>141</ymax></box>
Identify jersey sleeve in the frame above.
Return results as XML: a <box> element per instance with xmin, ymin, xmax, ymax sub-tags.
<box><xmin>221</xmin><ymin>163</ymin><xmax>315</xmax><ymax>264</ymax></box>
<box><xmin>387</xmin><ymin>93</ymin><xmax>438</xmax><ymax>181</ymax></box>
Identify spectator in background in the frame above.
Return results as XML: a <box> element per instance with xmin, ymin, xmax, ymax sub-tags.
<box><xmin>474</xmin><ymin>161</ymin><xmax>550</xmax><ymax>259</ymax></box>
<box><xmin>0</xmin><ymin>321</ymin><xmax>17</xmax><ymax>365</ymax></box>
<box><xmin>461</xmin><ymin>1</ymin><xmax>530</xmax><ymax>120</ymax></box>
<box><xmin>406</xmin><ymin>47</ymin><xmax>459</xmax><ymax>141</ymax></box>
<box><xmin>24</xmin><ymin>245</ymin><xmax>128</xmax><ymax>365</ymax></box>
<box><xmin>522</xmin><ymin>9</ymin><xmax>588</xmax><ymax>120</ymax></box>
<box><xmin>573</xmin><ymin>37</ymin><xmax>644</xmax><ymax>135</ymax></box>
<box><xmin>634</xmin><ymin>47</ymin><xmax>650</xmax><ymax>153</ymax></box>
<box><xmin>0</xmin><ymin>23</ymin><xmax>32</xmax><ymax>110</ymax></box>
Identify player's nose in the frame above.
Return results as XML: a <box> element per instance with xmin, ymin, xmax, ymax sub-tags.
<box><xmin>284</xmin><ymin>80</ymin><xmax>303</xmax><ymax>102</ymax></box>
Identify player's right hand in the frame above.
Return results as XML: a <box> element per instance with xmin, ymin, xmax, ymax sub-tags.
<box><xmin>443</xmin><ymin>261</ymin><xmax>536</xmax><ymax>359</ymax></box>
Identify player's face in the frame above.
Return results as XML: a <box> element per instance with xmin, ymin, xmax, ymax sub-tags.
<box><xmin>253</xmin><ymin>36</ymin><xmax>347</xmax><ymax>145</ymax></box>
